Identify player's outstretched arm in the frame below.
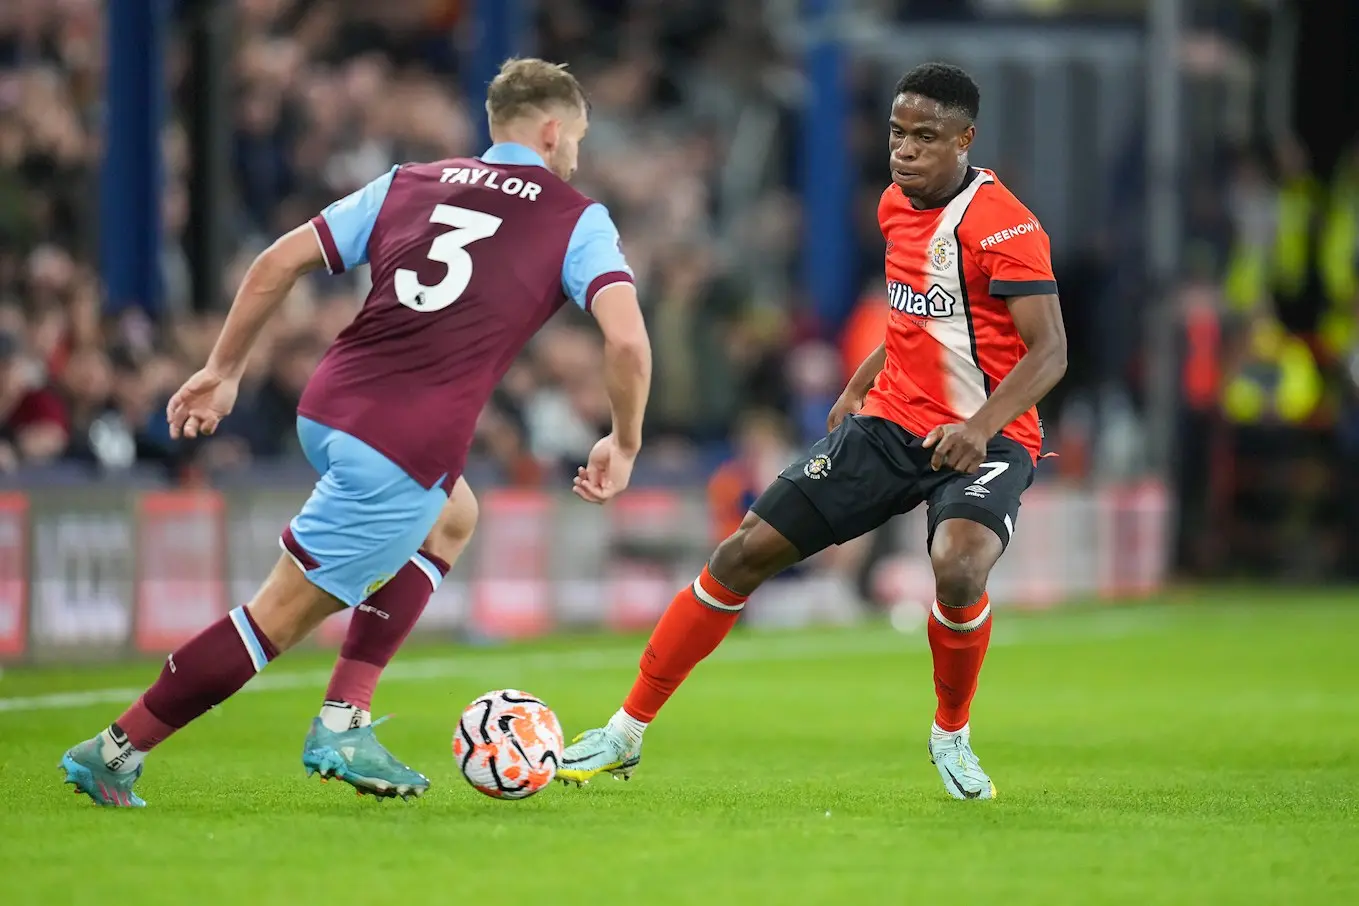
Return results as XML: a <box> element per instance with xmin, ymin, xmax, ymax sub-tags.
<box><xmin>573</xmin><ymin>283</ymin><xmax>651</xmax><ymax>504</ymax></box>
<box><xmin>207</xmin><ymin>226</ymin><xmax>326</xmax><ymax>380</ymax></box>
<box><xmin>167</xmin><ymin>226</ymin><xmax>324</xmax><ymax>439</ymax></box>
<box><xmin>828</xmin><ymin>343</ymin><xmax>886</xmax><ymax>431</ymax></box>
<box><xmin>591</xmin><ymin>283</ymin><xmax>651</xmax><ymax>454</ymax></box>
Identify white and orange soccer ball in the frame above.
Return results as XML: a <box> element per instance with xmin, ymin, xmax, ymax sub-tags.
<box><xmin>453</xmin><ymin>690</ymin><xmax>564</xmax><ymax>799</ymax></box>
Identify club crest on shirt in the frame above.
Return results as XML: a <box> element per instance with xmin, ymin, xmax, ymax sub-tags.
<box><xmin>803</xmin><ymin>453</ymin><xmax>832</xmax><ymax>480</ymax></box>
<box><xmin>929</xmin><ymin>236</ymin><xmax>954</xmax><ymax>271</ymax></box>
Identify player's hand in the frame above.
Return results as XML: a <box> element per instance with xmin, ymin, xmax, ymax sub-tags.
<box><xmin>572</xmin><ymin>434</ymin><xmax>638</xmax><ymax>504</ymax></box>
<box><xmin>167</xmin><ymin>368</ymin><xmax>238</xmax><ymax>440</ymax></box>
<box><xmin>923</xmin><ymin>421</ymin><xmax>990</xmax><ymax>473</ymax></box>
<box><xmin>826</xmin><ymin>389</ymin><xmax>866</xmax><ymax>433</ymax></box>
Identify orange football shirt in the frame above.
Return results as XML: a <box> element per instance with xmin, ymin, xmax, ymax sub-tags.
<box><xmin>858</xmin><ymin>168</ymin><xmax>1057</xmax><ymax>461</ymax></box>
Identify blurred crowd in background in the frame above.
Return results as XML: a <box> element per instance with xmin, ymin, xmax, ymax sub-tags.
<box><xmin>1</xmin><ymin>0</ymin><xmax>1357</xmax><ymax>575</ymax></box>
<box><xmin>0</xmin><ymin>0</ymin><xmax>816</xmax><ymax>485</ymax></box>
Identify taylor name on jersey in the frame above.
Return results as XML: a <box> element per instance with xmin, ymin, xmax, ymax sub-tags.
<box><xmin>438</xmin><ymin>166</ymin><xmax>543</xmax><ymax>201</ymax></box>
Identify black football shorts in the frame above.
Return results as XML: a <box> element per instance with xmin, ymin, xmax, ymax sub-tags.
<box><xmin>750</xmin><ymin>414</ymin><xmax>1034</xmax><ymax>558</ymax></box>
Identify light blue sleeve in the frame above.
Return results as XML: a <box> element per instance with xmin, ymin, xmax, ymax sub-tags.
<box><xmin>561</xmin><ymin>203</ymin><xmax>635</xmax><ymax>311</ymax></box>
<box><xmin>315</xmin><ymin>166</ymin><xmax>397</xmax><ymax>272</ymax></box>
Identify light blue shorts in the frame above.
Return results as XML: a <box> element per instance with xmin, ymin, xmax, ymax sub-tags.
<box><xmin>282</xmin><ymin>417</ymin><xmax>448</xmax><ymax>608</ymax></box>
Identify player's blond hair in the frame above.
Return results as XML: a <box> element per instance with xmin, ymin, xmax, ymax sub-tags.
<box><xmin>485</xmin><ymin>58</ymin><xmax>587</xmax><ymax>126</ymax></box>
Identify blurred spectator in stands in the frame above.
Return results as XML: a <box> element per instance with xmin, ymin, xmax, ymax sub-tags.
<box><xmin>839</xmin><ymin>283</ymin><xmax>890</xmax><ymax>388</ymax></box>
<box><xmin>223</xmin><ymin>330</ymin><xmax>324</xmax><ymax>459</ymax></box>
<box><xmin>728</xmin><ymin>308</ymin><xmax>794</xmax><ymax>429</ymax></box>
<box><xmin>58</xmin><ymin>342</ymin><xmax>176</xmax><ymax>473</ymax></box>
<box><xmin>0</xmin><ymin>326</ymin><xmax>67</xmax><ymax>469</ymax></box>
<box><xmin>60</xmin><ymin>343</ymin><xmax>120</xmax><ymax>465</ymax></box>
<box><xmin>706</xmin><ymin>408</ymin><xmax>796</xmax><ymax>542</ymax></box>
<box><xmin>106</xmin><ymin>347</ymin><xmax>176</xmax><ymax>469</ymax></box>
<box><xmin>784</xmin><ymin>337</ymin><xmax>843</xmax><ymax>446</ymax></box>
<box><xmin>645</xmin><ymin>241</ymin><xmax>748</xmax><ymax>442</ymax></box>
<box><xmin>523</xmin><ymin>322</ymin><xmax>610</xmax><ymax>478</ymax></box>
<box><xmin>475</xmin><ymin>376</ymin><xmax>543</xmax><ymax>487</ymax></box>
<box><xmin>233</xmin><ymin>73</ymin><xmax>295</xmax><ymax>237</ymax></box>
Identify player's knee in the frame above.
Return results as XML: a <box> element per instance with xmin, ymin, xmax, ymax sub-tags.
<box><xmin>932</xmin><ymin>560</ymin><xmax>987</xmax><ymax>609</ymax></box>
<box><xmin>709</xmin><ymin>515</ymin><xmax>800</xmax><ymax>595</ymax></box>
<box><xmin>929</xmin><ymin>524</ymin><xmax>999</xmax><ymax>608</ymax></box>
<box><xmin>251</xmin><ymin>556</ymin><xmax>346</xmax><ymax>651</ymax></box>
<box><xmin>423</xmin><ymin>480</ymin><xmax>479</xmax><ymax>562</ymax></box>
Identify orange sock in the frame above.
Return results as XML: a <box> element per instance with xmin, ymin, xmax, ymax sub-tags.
<box><xmin>927</xmin><ymin>591</ymin><xmax>993</xmax><ymax>732</ymax></box>
<box><xmin>622</xmin><ymin>565</ymin><xmax>747</xmax><ymax>722</ymax></box>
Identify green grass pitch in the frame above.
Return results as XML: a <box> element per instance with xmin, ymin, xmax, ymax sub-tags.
<box><xmin>1</xmin><ymin>590</ymin><xmax>1356</xmax><ymax>905</ymax></box>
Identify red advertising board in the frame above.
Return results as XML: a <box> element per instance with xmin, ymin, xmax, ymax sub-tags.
<box><xmin>606</xmin><ymin>490</ymin><xmax>681</xmax><ymax>631</ymax></box>
<box><xmin>471</xmin><ymin>489</ymin><xmax>552</xmax><ymax>639</ymax></box>
<box><xmin>1098</xmin><ymin>481</ymin><xmax>1171</xmax><ymax>598</ymax></box>
<box><xmin>135</xmin><ymin>491</ymin><xmax>228</xmax><ymax>653</ymax></box>
<box><xmin>0</xmin><ymin>493</ymin><xmax>28</xmax><ymax>659</ymax></box>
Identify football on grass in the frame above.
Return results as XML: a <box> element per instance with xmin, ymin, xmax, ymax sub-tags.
<box><xmin>453</xmin><ymin>690</ymin><xmax>564</xmax><ymax>799</ymax></box>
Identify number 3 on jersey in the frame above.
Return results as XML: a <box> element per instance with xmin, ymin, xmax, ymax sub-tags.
<box><xmin>395</xmin><ymin>204</ymin><xmax>503</xmax><ymax>312</ymax></box>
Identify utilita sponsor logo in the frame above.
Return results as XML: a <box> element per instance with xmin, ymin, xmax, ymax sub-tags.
<box><xmin>887</xmin><ymin>281</ymin><xmax>957</xmax><ymax>318</ymax></box>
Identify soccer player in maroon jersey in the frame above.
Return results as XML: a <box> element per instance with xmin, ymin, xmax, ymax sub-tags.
<box><xmin>560</xmin><ymin>63</ymin><xmax>1066</xmax><ymax>800</ymax></box>
<box><xmin>60</xmin><ymin>59</ymin><xmax>652</xmax><ymax>807</ymax></box>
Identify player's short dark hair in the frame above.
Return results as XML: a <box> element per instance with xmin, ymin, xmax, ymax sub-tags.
<box><xmin>894</xmin><ymin>63</ymin><xmax>980</xmax><ymax>124</ymax></box>
<box><xmin>486</xmin><ymin>58</ymin><xmax>588</xmax><ymax>125</ymax></box>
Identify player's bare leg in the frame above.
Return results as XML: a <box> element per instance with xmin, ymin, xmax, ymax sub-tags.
<box><xmin>559</xmin><ymin>513</ymin><xmax>803</xmax><ymax>785</ymax></box>
<box><xmin>304</xmin><ymin>478</ymin><xmax>480</xmax><ymax>798</ymax></box>
<box><xmin>60</xmin><ymin>556</ymin><xmax>344</xmax><ymax>807</ymax></box>
<box><xmin>926</xmin><ymin>517</ymin><xmax>1004</xmax><ymax>800</ymax></box>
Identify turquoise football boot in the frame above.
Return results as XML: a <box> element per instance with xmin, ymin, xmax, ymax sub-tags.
<box><xmin>557</xmin><ymin>726</ymin><xmax>642</xmax><ymax>786</ymax></box>
<box><xmin>929</xmin><ymin>729</ymin><xmax>997</xmax><ymax>800</ymax></box>
<box><xmin>59</xmin><ymin>737</ymin><xmax>147</xmax><ymax>808</ymax></box>
<box><xmin>301</xmin><ymin>717</ymin><xmax>429</xmax><ymax>800</ymax></box>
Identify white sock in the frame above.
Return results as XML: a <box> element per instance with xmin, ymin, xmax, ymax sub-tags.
<box><xmin>607</xmin><ymin>708</ymin><xmax>648</xmax><ymax>747</ymax></box>
<box><xmin>319</xmin><ymin>700</ymin><xmax>371</xmax><ymax>733</ymax></box>
<box><xmin>98</xmin><ymin>725</ymin><xmax>145</xmax><ymax>774</ymax></box>
<box><xmin>931</xmin><ymin>721</ymin><xmax>969</xmax><ymax>742</ymax></box>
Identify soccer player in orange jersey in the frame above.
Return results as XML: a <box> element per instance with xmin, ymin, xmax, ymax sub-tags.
<box><xmin>560</xmin><ymin>63</ymin><xmax>1067</xmax><ymax>800</ymax></box>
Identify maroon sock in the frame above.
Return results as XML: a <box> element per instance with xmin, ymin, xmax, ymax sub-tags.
<box><xmin>323</xmin><ymin>550</ymin><xmax>449</xmax><ymax>710</ymax></box>
<box><xmin>116</xmin><ymin>605</ymin><xmax>279</xmax><ymax>751</ymax></box>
